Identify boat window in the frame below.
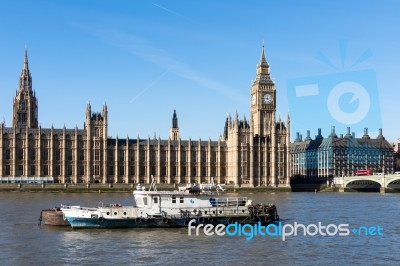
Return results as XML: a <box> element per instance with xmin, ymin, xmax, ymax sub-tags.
<box><xmin>180</xmin><ymin>197</ymin><xmax>184</xmax><ymax>203</ymax></box>
<box><xmin>143</xmin><ymin>197</ymin><xmax>148</xmax><ymax>206</ymax></box>
<box><xmin>153</xmin><ymin>197</ymin><xmax>158</xmax><ymax>204</ymax></box>
<box><xmin>172</xmin><ymin>196</ymin><xmax>176</xmax><ymax>204</ymax></box>
<box><xmin>136</xmin><ymin>196</ymin><xmax>144</xmax><ymax>206</ymax></box>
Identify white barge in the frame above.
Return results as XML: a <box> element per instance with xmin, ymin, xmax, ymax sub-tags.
<box><xmin>61</xmin><ymin>180</ymin><xmax>279</xmax><ymax>228</ymax></box>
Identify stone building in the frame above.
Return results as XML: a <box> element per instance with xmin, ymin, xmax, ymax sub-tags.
<box><xmin>290</xmin><ymin>126</ymin><xmax>394</xmax><ymax>179</ymax></box>
<box><xmin>0</xmin><ymin>48</ymin><xmax>290</xmax><ymax>186</ymax></box>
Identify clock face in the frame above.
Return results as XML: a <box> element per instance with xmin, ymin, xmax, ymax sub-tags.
<box><xmin>251</xmin><ymin>94</ymin><xmax>256</xmax><ymax>105</ymax></box>
<box><xmin>263</xmin><ymin>93</ymin><xmax>273</xmax><ymax>104</ymax></box>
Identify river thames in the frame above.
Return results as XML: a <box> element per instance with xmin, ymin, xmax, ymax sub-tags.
<box><xmin>0</xmin><ymin>191</ymin><xmax>399</xmax><ymax>265</ymax></box>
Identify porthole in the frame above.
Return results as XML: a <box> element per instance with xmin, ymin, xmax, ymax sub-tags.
<box><xmin>219</xmin><ymin>211</ymin><xmax>222</xmax><ymax>214</ymax></box>
<box><xmin>106</xmin><ymin>212</ymin><xmax>110</xmax><ymax>215</ymax></box>
<box><xmin>123</xmin><ymin>212</ymin><xmax>127</xmax><ymax>215</ymax></box>
<box><xmin>205</xmin><ymin>211</ymin><xmax>208</xmax><ymax>214</ymax></box>
<box><xmin>114</xmin><ymin>212</ymin><xmax>117</xmax><ymax>215</ymax></box>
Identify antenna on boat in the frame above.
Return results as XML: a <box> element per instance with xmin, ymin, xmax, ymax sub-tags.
<box><xmin>150</xmin><ymin>175</ymin><xmax>157</xmax><ymax>191</ymax></box>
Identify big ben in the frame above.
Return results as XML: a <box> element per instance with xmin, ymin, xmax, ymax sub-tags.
<box><xmin>250</xmin><ymin>45</ymin><xmax>276</xmax><ymax>137</ymax></box>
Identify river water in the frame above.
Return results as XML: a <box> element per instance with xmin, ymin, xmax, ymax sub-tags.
<box><xmin>0</xmin><ymin>191</ymin><xmax>399</xmax><ymax>265</ymax></box>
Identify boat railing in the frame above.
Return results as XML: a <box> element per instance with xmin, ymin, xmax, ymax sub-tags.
<box><xmin>176</xmin><ymin>205</ymin><xmax>250</xmax><ymax>219</ymax></box>
<box><xmin>209</xmin><ymin>197</ymin><xmax>248</xmax><ymax>207</ymax></box>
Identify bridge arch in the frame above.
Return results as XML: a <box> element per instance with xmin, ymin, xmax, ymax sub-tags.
<box><xmin>344</xmin><ymin>176</ymin><xmax>383</xmax><ymax>188</ymax></box>
<box><xmin>386</xmin><ymin>177</ymin><xmax>400</xmax><ymax>187</ymax></box>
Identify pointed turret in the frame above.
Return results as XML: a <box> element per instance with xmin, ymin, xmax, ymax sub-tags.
<box><xmin>20</xmin><ymin>48</ymin><xmax>32</xmax><ymax>90</ymax></box>
<box><xmin>257</xmin><ymin>45</ymin><xmax>269</xmax><ymax>68</ymax></box>
<box><xmin>169</xmin><ymin>109</ymin><xmax>180</xmax><ymax>141</ymax></box>
<box><xmin>172</xmin><ymin>109</ymin><xmax>178</xmax><ymax>129</ymax></box>
<box><xmin>12</xmin><ymin>48</ymin><xmax>38</xmax><ymax>128</ymax></box>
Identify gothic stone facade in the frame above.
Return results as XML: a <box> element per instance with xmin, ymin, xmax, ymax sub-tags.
<box><xmin>0</xmin><ymin>48</ymin><xmax>290</xmax><ymax>186</ymax></box>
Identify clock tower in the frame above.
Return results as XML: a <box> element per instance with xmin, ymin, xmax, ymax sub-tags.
<box><xmin>250</xmin><ymin>46</ymin><xmax>276</xmax><ymax>136</ymax></box>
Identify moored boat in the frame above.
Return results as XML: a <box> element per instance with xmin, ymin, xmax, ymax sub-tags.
<box><xmin>61</xmin><ymin>178</ymin><xmax>279</xmax><ymax>229</ymax></box>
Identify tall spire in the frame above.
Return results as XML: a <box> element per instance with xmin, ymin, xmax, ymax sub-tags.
<box><xmin>13</xmin><ymin>48</ymin><xmax>38</xmax><ymax>128</ymax></box>
<box><xmin>253</xmin><ymin>44</ymin><xmax>272</xmax><ymax>84</ymax></box>
<box><xmin>170</xmin><ymin>109</ymin><xmax>180</xmax><ymax>141</ymax></box>
<box><xmin>19</xmin><ymin>47</ymin><xmax>32</xmax><ymax>90</ymax></box>
<box><xmin>258</xmin><ymin>44</ymin><xmax>269</xmax><ymax>68</ymax></box>
<box><xmin>172</xmin><ymin>109</ymin><xmax>178</xmax><ymax>128</ymax></box>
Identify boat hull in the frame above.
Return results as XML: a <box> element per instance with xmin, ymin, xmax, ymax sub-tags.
<box><xmin>66</xmin><ymin>211</ymin><xmax>279</xmax><ymax>229</ymax></box>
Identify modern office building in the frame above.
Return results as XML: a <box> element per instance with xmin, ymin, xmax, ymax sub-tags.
<box><xmin>290</xmin><ymin>127</ymin><xmax>394</xmax><ymax>179</ymax></box>
<box><xmin>0</xmin><ymin>48</ymin><xmax>290</xmax><ymax>186</ymax></box>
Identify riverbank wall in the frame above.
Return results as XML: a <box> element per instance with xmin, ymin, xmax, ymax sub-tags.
<box><xmin>0</xmin><ymin>183</ymin><xmax>292</xmax><ymax>193</ymax></box>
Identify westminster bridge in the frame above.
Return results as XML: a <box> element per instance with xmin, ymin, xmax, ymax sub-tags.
<box><xmin>338</xmin><ymin>174</ymin><xmax>400</xmax><ymax>193</ymax></box>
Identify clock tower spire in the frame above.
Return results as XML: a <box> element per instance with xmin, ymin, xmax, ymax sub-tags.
<box><xmin>250</xmin><ymin>45</ymin><xmax>276</xmax><ymax>136</ymax></box>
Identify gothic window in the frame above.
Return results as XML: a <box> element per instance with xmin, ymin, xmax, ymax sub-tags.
<box><xmin>5</xmin><ymin>165</ymin><xmax>11</xmax><ymax>176</ymax></box>
<box><xmin>95</xmin><ymin>150</ymin><xmax>100</xmax><ymax>161</ymax></box>
<box><xmin>30</xmin><ymin>165</ymin><xmax>35</xmax><ymax>176</ymax></box>
<box><xmin>130</xmin><ymin>166</ymin><xmax>135</xmax><ymax>176</ymax></box>
<box><xmin>211</xmin><ymin>167</ymin><xmax>216</xmax><ymax>177</ymax></box>
<box><xmin>30</xmin><ymin>149</ymin><xmax>35</xmax><ymax>160</ymax></box>
<box><xmin>192</xmin><ymin>167</ymin><xmax>196</xmax><ymax>176</ymax></box>
<box><xmin>17</xmin><ymin>165</ymin><xmax>23</xmax><ymax>176</ymax></box>
<box><xmin>43</xmin><ymin>165</ymin><xmax>48</xmax><ymax>176</ymax></box>
<box><xmin>79</xmin><ymin>165</ymin><xmax>85</xmax><ymax>176</ymax></box>
<box><xmin>5</xmin><ymin>149</ymin><xmax>11</xmax><ymax>160</ymax></box>
<box><xmin>55</xmin><ymin>150</ymin><xmax>61</xmax><ymax>161</ymax></box>
<box><xmin>172</xmin><ymin>166</ymin><xmax>176</xmax><ymax>177</ymax></box>
<box><xmin>18</xmin><ymin>149</ymin><xmax>24</xmax><ymax>160</ymax></box>
<box><xmin>94</xmin><ymin>165</ymin><xmax>100</xmax><ymax>176</ymax></box>
<box><xmin>160</xmin><ymin>150</ymin><xmax>166</xmax><ymax>162</ymax></box>
<box><xmin>161</xmin><ymin>167</ymin><xmax>166</xmax><ymax>176</ymax></box>
<box><xmin>79</xmin><ymin>150</ymin><xmax>85</xmax><ymax>161</ymax></box>
<box><xmin>201</xmin><ymin>152</ymin><xmax>206</xmax><ymax>162</ymax></box>
<box><xmin>118</xmin><ymin>150</ymin><xmax>124</xmax><ymax>161</ymax></box>
<box><xmin>108</xmin><ymin>150</ymin><xmax>114</xmax><ymax>161</ymax></box>
<box><xmin>20</xmin><ymin>101</ymin><xmax>26</xmax><ymax>111</ymax></box>
<box><xmin>182</xmin><ymin>166</ymin><xmax>187</xmax><ymax>176</ymax></box>
<box><xmin>211</xmin><ymin>152</ymin><xmax>216</xmax><ymax>163</ymax></box>
<box><xmin>67</xmin><ymin>165</ymin><xmax>73</xmax><ymax>176</ymax></box>
<box><xmin>108</xmin><ymin>166</ymin><xmax>114</xmax><ymax>176</ymax></box>
<box><xmin>55</xmin><ymin>165</ymin><xmax>60</xmax><ymax>176</ymax></box>
<box><xmin>67</xmin><ymin>150</ymin><xmax>73</xmax><ymax>161</ymax></box>
<box><xmin>171</xmin><ymin>150</ymin><xmax>176</xmax><ymax>161</ymax></box>
<box><xmin>119</xmin><ymin>166</ymin><xmax>124</xmax><ymax>176</ymax></box>
<box><xmin>43</xmin><ymin>150</ymin><xmax>48</xmax><ymax>161</ymax></box>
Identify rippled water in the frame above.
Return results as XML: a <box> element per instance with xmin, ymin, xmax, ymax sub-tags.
<box><xmin>0</xmin><ymin>191</ymin><xmax>399</xmax><ymax>265</ymax></box>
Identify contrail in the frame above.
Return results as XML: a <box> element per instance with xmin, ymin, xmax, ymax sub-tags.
<box><xmin>129</xmin><ymin>61</ymin><xmax>180</xmax><ymax>103</ymax></box>
<box><xmin>152</xmin><ymin>3</ymin><xmax>188</xmax><ymax>20</ymax></box>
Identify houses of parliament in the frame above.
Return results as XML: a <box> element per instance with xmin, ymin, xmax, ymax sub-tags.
<box><xmin>0</xmin><ymin>48</ymin><xmax>291</xmax><ymax>186</ymax></box>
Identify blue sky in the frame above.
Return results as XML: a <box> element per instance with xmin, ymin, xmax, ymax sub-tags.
<box><xmin>0</xmin><ymin>0</ymin><xmax>399</xmax><ymax>142</ymax></box>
